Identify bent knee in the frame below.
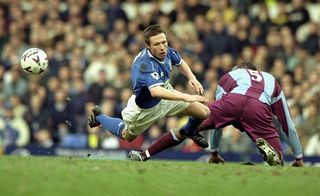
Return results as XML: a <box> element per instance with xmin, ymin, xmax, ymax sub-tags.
<box><xmin>204</xmin><ymin>106</ymin><xmax>210</xmax><ymax>118</ymax></box>
<box><xmin>195</xmin><ymin>104</ymin><xmax>210</xmax><ymax>119</ymax></box>
<box><xmin>201</xmin><ymin>106</ymin><xmax>210</xmax><ymax>119</ymax></box>
<box><xmin>187</xmin><ymin>102</ymin><xmax>211</xmax><ymax>119</ymax></box>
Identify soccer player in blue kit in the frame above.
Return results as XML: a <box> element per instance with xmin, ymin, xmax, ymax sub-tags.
<box><xmin>88</xmin><ymin>24</ymin><xmax>210</xmax><ymax>156</ymax></box>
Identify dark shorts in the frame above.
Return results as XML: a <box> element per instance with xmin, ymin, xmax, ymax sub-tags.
<box><xmin>199</xmin><ymin>93</ymin><xmax>281</xmax><ymax>153</ymax></box>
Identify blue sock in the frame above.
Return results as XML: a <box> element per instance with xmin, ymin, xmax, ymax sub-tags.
<box><xmin>96</xmin><ymin>114</ymin><xmax>125</xmax><ymax>137</ymax></box>
<box><xmin>181</xmin><ymin>117</ymin><xmax>203</xmax><ymax>136</ymax></box>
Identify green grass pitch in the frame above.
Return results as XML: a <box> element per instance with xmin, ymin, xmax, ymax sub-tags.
<box><xmin>0</xmin><ymin>156</ymin><xmax>319</xmax><ymax>196</ymax></box>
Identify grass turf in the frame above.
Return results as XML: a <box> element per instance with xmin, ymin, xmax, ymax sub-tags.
<box><xmin>0</xmin><ymin>156</ymin><xmax>319</xmax><ymax>196</ymax></box>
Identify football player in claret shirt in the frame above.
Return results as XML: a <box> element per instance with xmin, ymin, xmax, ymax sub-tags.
<box><xmin>206</xmin><ymin>62</ymin><xmax>303</xmax><ymax>166</ymax></box>
<box><xmin>88</xmin><ymin>24</ymin><xmax>210</xmax><ymax>158</ymax></box>
<box><xmin>138</xmin><ymin>62</ymin><xmax>303</xmax><ymax>166</ymax></box>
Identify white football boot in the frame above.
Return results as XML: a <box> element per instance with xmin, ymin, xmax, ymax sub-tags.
<box><xmin>256</xmin><ymin>138</ymin><xmax>282</xmax><ymax>166</ymax></box>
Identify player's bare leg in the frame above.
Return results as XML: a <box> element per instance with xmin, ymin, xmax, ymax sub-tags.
<box><xmin>178</xmin><ymin>101</ymin><xmax>210</xmax><ymax>119</ymax></box>
<box><xmin>176</xmin><ymin>101</ymin><xmax>210</xmax><ymax>147</ymax></box>
<box><xmin>128</xmin><ymin>128</ymin><xmax>184</xmax><ymax>161</ymax></box>
<box><xmin>129</xmin><ymin>102</ymin><xmax>210</xmax><ymax>161</ymax></box>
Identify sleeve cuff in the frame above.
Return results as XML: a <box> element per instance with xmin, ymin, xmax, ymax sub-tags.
<box><xmin>148</xmin><ymin>82</ymin><xmax>164</xmax><ymax>89</ymax></box>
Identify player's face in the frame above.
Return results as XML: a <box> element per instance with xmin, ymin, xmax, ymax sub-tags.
<box><xmin>148</xmin><ymin>33</ymin><xmax>168</xmax><ymax>61</ymax></box>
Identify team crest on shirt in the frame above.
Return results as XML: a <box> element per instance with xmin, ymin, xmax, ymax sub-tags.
<box><xmin>150</xmin><ymin>72</ymin><xmax>160</xmax><ymax>80</ymax></box>
<box><xmin>140</xmin><ymin>64</ymin><xmax>148</xmax><ymax>72</ymax></box>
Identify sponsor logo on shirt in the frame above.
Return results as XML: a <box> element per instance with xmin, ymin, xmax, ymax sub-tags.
<box><xmin>150</xmin><ymin>72</ymin><xmax>160</xmax><ymax>80</ymax></box>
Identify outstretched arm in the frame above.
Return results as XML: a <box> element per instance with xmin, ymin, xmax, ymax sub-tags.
<box><xmin>271</xmin><ymin>82</ymin><xmax>303</xmax><ymax>162</ymax></box>
<box><xmin>177</xmin><ymin>60</ymin><xmax>204</xmax><ymax>95</ymax></box>
<box><xmin>149</xmin><ymin>86</ymin><xmax>208</xmax><ymax>103</ymax></box>
<box><xmin>208</xmin><ymin>128</ymin><xmax>223</xmax><ymax>152</ymax></box>
<box><xmin>206</xmin><ymin>81</ymin><xmax>228</xmax><ymax>163</ymax></box>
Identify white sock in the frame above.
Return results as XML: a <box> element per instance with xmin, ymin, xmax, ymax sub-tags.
<box><xmin>170</xmin><ymin>129</ymin><xmax>180</xmax><ymax>141</ymax></box>
<box><xmin>145</xmin><ymin>150</ymin><xmax>150</xmax><ymax>158</ymax></box>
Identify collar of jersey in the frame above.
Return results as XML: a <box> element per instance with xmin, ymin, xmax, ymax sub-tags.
<box><xmin>147</xmin><ymin>49</ymin><xmax>165</xmax><ymax>64</ymax></box>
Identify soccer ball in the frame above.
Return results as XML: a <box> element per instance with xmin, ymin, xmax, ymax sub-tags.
<box><xmin>20</xmin><ymin>48</ymin><xmax>48</xmax><ymax>75</ymax></box>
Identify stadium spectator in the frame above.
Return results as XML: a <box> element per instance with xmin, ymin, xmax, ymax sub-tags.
<box><xmin>304</xmin><ymin>127</ymin><xmax>320</xmax><ymax>156</ymax></box>
<box><xmin>2</xmin><ymin>66</ymin><xmax>27</xmax><ymax>100</ymax></box>
<box><xmin>47</xmin><ymin>88</ymin><xmax>76</xmax><ymax>143</ymax></box>
<box><xmin>298</xmin><ymin>101</ymin><xmax>320</xmax><ymax>147</ymax></box>
<box><xmin>201</xmin><ymin>16</ymin><xmax>237</xmax><ymax>67</ymax></box>
<box><xmin>193</xmin><ymin>14</ymin><xmax>211</xmax><ymax>41</ymax></box>
<box><xmin>170</xmin><ymin>10</ymin><xmax>198</xmax><ymax>41</ymax></box>
<box><xmin>272</xmin><ymin>1</ymin><xmax>289</xmax><ymax>27</ymax></box>
<box><xmin>23</xmin><ymin>96</ymin><xmax>49</xmax><ymax>143</ymax></box>
<box><xmin>9</xmin><ymin>95</ymin><xmax>27</xmax><ymax>119</ymax></box>
<box><xmin>70</xmin><ymin>77</ymin><xmax>89</xmax><ymax>133</ymax></box>
<box><xmin>142</xmin><ymin>124</ymin><xmax>162</xmax><ymax>150</ymax></box>
<box><xmin>250</xmin><ymin>2</ymin><xmax>272</xmax><ymax>34</ymax></box>
<box><xmin>114</xmin><ymin>87</ymin><xmax>132</xmax><ymax>118</ymax></box>
<box><xmin>301</xmin><ymin>22</ymin><xmax>320</xmax><ymax>55</ymax></box>
<box><xmin>265</xmin><ymin>28</ymin><xmax>286</xmax><ymax>69</ymax></box>
<box><xmin>46</xmin><ymin>76</ymin><xmax>60</xmax><ymax>105</ymax></box>
<box><xmin>49</xmin><ymin>41</ymin><xmax>69</xmax><ymax>76</ymax></box>
<box><xmin>184</xmin><ymin>0</ymin><xmax>209</xmax><ymax>21</ymax></box>
<box><xmin>86</xmin><ymin>69</ymin><xmax>110</xmax><ymax>103</ymax></box>
<box><xmin>0</xmin><ymin>95</ymin><xmax>5</xmax><ymax>118</ymax></box>
<box><xmin>248</xmin><ymin>23</ymin><xmax>265</xmax><ymax>48</ymax></box>
<box><xmin>106</xmin><ymin>0</ymin><xmax>129</xmax><ymax>29</ymax></box>
<box><xmin>0</xmin><ymin>104</ymin><xmax>30</xmax><ymax>147</ymax></box>
<box><xmin>288</xmin><ymin>0</ymin><xmax>310</xmax><ymax>33</ymax></box>
<box><xmin>88</xmin><ymin>24</ymin><xmax>210</xmax><ymax>153</ymax></box>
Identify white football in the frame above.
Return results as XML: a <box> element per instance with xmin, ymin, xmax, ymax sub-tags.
<box><xmin>20</xmin><ymin>48</ymin><xmax>48</xmax><ymax>74</ymax></box>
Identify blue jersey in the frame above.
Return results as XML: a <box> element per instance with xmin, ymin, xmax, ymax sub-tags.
<box><xmin>131</xmin><ymin>47</ymin><xmax>182</xmax><ymax>109</ymax></box>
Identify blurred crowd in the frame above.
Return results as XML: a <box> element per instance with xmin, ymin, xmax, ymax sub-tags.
<box><xmin>0</xmin><ymin>0</ymin><xmax>319</xmax><ymax>157</ymax></box>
